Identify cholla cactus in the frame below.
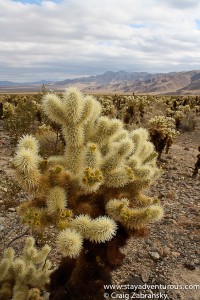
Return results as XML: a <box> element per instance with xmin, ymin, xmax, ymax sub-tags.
<box><xmin>166</xmin><ymin>108</ymin><xmax>184</xmax><ymax>129</ymax></box>
<box><xmin>0</xmin><ymin>237</ymin><xmax>52</xmax><ymax>300</ymax></box>
<box><xmin>13</xmin><ymin>87</ymin><xmax>163</xmax><ymax>300</ymax></box>
<box><xmin>148</xmin><ymin>116</ymin><xmax>179</xmax><ymax>159</ymax></box>
<box><xmin>121</xmin><ymin>95</ymin><xmax>150</xmax><ymax>126</ymax></box>
<box><xmin>2</xmin><ymin>95</ymin><xmax>42</xmax><ymax>145</ymax></box>
<box><xmin>97</xmin><ymin>96</ymin><xmax>116</xmax><ymax>118</ymax></box>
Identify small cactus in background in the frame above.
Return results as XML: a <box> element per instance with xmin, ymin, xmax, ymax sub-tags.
<box><xmin>97</xmin><ymin>96</ymin><xmax>116</xmax><ymax>118</ymax></box>
<box><xmin>0</xmin><ymin>237</ymin><xmax>52</xmax><ymax>300</ymax></box>
<box><xmin>166</xmin><ymin>108</ymin><xmax>184</xmax><ymax>129</ymax></box>
<box><xmin>13</xmin><ymin>87</ymin><xmax>163</xmax><ymax>300</ymax></box>
<box><xmin>2</xmin><ymin>95</ymin><xmax>42</xmax><ymax>145</ymax></box>
<box><xmin>148</xmin><ymin>116</ymin><xmax>179</xmax><ymax>159</ymax></box>
<box><xmin>120</xmin><ymin>95</ymin><xmax>150</xmax><ymax>126</ymax></box>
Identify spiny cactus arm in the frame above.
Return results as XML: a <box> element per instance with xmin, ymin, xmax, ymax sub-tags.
<box><xmin>28</xmin><ymin>288</ymin><xmax>43</xmax><ymax>300</ymax></box>
<box><xmin>70</xmin><ymin>214</ymin><xmax>92</xmax><ymax>236</ymax></box>
<box><xmin>13</xmin><ymin>148</ymin><xmax>41</xmax><ymax>175</ymax></box>
<box><xmin>138</xmin><ymin>141</ymin><xmax>155</xmax><ymax>161</ymax></box>
<box><xmin>0</xmin><ymin>258</ymin><xmax>10</xmax><ymax>281</ymax></box>
<box><xmin>56</xmin><ymin>216</ymin><xmax>118</xmax><ymax>258</ymax></box>
<box><xmin>82</xmin><ymin>142</ymin><xmax>102</xmax><ymax>169</ymax></box>
<box><xmin>112</xmin><ymin>129</ymin><xmax>129</xmax><ymax>143</ymax></box>
<box><xmin>22</xmin><ymin>236</ymin><xmax>35</xmax><ymax>256</ymax></box>
<box><xmin>16</xmin><ymin>134</ymin><xmax>39</xmax><ymax>153</ymax></box>
<box><xmin>78</xmin><ymin>95</ymin><xmax>97</xmax><ymax>125</ymax></box>
<box><xmin>12</xmin><ymin>284</ymin><xmax>29</xmax><ymax>300</ymax></box>
<box><xmin>0</xmin><ymin>282</ymin><xmax>12</xmax><ymax>300</ymax></box>
<box><xmin>56</xmin><ymin>228</ymin><xmax>83</xmax><ymax>258</ymax></box>
<box><xmin>133</xmin><ymin>193</ymin><xmax>160</xmax><ymax>207</ymax></box>
<box><xmin>103</xmin><ymin>166</ymin><xmax>135</xmax><ymax>188</ymax></box>
<box><xmin>34</xmin><ymin>244</ymin><xmax>51</xmax><ymax>264</ymax></box>
<box><xmin>106</xmin><ymin>199</ymin><xmax>163</xmax><ymax>230</ymax></box>
<box><xmin>62</xmin><ymin>87</ymin><xmax>84</xmax><ymax>124</ymax></box>
<box><xmin>129</xmin><ymin>128</ymin><xmax>149</xmax><ymax>154</ymax></box>
<box><xmin>0</xmin><ymin>249</ymin><xmax>15</xmax><ymax>283</ymax></box>
<box><xmin>45</xmin><ymin>155</ymin><xmax>65</xmax><ymax>166</ymax></box>
<box><xmin>20</xmin><ymin>265</ymin><xmax>37</xmax><ymax>284</ymax></box>
<box><xmin>46</xmin><ymin>186</ymin><xmax>67</xmax><ymax>213</ymax></box>
<box><xmin>101</xmin><ymin>138</ymin><xmax>133</xmax><ymax>172</ymax></box>
<box><xmin>85</xmin><ymin>216</ymin><xmax>117</xmax><ymax>243</ymax></box>
<box><xmin>13</xmin><ymin>135</ymin><xmax>42</xmax><ymax>192</ymax></box>
<box><xmin>142</xmin><ymin>151</ymin><xmax>158</xmax><ymax>165</ymax></box>
<box><xmin>42</xmin><ymin>93</ymin><xmax>65</xmax><ymax>124</ymax></box>
<box><xmin>91</xmin><ymin>117</ymin><xmax>123</xmax><ymax>147</ymax></box>
<box><xmin>64</xmin><ymin>146</ymin><xmax>84</xmax><ymax>174</ymax></box>
<box><xmin>78</xmin><ymin>167</ymin><xmax>103</xmax><ymax>193</ymax></box>
<box><xmin>84</xmin><ymin>99</ymin><xmax>102</xmax><ymax>142</ymax></box>
<box><xmin>30</xmin><ymin>263</ymin><xmax>52</xmax><ymax>288</ymax></box>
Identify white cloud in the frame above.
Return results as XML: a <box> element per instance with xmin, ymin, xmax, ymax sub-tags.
<box><xmin>0</xmin><ymin>0</ymin><xmax>200</xmax><ymax>81</ymax></box>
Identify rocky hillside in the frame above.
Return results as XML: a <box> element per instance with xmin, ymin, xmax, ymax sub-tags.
<box><xmin>1</xmin><ymin>70</ymin><xmax>200</xmax><ymax>94</ymax></box>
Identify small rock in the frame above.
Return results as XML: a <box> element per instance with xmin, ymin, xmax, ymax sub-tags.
<box><xmin>0</xmin><ymin>217</ymin><xmax>5</xmax><ymax>223</ymax></box>
<box><xmin>184</xmin><ymin>147</ymin><xmax>190</xmax><ymax>151</ymax></box>
<box><xmin>0</xmin><ymin>225</ymin><xmax>4</xmax><ymax>231</ymax></box>
<box><xmin>184</xmin><ymin>262</ymin><xmax>196</xmax><ymax>270</ymax></box>
<box><xmin>171</xmin><ymin>251</ymin><xmax>181</xmax><ymax>258</ymax></box>
<box><xmin>162</xmin><ymin>246</ymin><xmax>171</xmax><ymax>256</ymax></box>
<box><xmin>155</xmin><ymin>277</ymin><xmax>168</xmax><ymax>287</ymax></box>
<box><xmin>126</xmin><ymin>275</ymin><xmax>143</xmax><ymax>291</ymax></box>
<box><xmin>0</xmin><ymin>187</ymin><xmax>7</xmax><ymax>192</ymax></box>
<box><xmin>141</xmin><ymin>270</ymin><xmax>150</xmax><ymax>283</ymax></box>
<box><xmin>8</xmin><ymin>207</ymin><xmax>15</xmax><ymax>212</ymax></box>
<box><xmin>149</xmin><ymin>252</ymin><xmax>160</xmax><ymax>260</ymax></box>
<box><xmin>42</xmin><ymin>292</ymin><xmax>50</xmax><ymax>300</ymax></box>
<box><xmin>163</xmin><ymin>219</ymin><xmax>177</xmax><ymax>225</ymax></box>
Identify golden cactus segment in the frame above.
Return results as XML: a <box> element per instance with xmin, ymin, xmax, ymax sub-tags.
<box><xmin>46</xmin><ymin>186</ymin><xmax>67</xmax><ymax>213</ymax></box>
<box><xmin>13</xmin><ymin>148</ymin><xmax>41</xmax><ymax>174</ymax></box>
<box><xmin>56</xmin><ymin>228</ymin><xmax>83</xmax><ymax>258</ymax></box>
<box><xmin>86</xmin><ymin>216</ymin><xmax>118</xmax><ymax>243</ymax></box>
<box><xmin>82</xmin><ymin>142</ymin><xmax>101</xmax><ymax>169</ymax></box>
<box><xmin>106</xmin><ymin>198</ymin><xmax>163</xmax><ymax>229</ymax></box>
<box><xmin>70</xmin><ymin>214</ymin><xmax>92</xmax><ymax>237</ymax></box>
<box><xmin>79</xmin><ymin>167</ymin><xmax>104</xmax><ymax>193</ymax></box>
<box><xmin>0</xmin><ymin>237</ymin><xmax>52</xmax><ymax>300</ymax></box>
<box><xmin>42</xmin><ymin>93</ymin><xmax>65</xmax><ymax>124</ymax></box>
<box><xmin>16</xmin><ymin>135</ymin><xmax>39</xmax><ymax>153</ymax></box>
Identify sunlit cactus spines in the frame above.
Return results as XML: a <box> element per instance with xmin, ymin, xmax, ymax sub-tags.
<box><xmin>13</xmin><ymin>87</ymin><xmax>163</xmax><ymax>300</ymax></box>
<box><xmin>0</xmin><ymin>237</ymin><xmax>52</xmax><ymax>300</ymax></box>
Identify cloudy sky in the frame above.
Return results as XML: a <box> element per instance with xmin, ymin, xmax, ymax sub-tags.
<box><xmin>0</xmin><ymin>0</ymin><xmax>200</xmax><ymax>82</ymax></box>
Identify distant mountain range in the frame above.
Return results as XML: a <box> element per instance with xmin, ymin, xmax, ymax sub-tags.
<box><xmin>1</xmin><ymin>70</ymin><xmax>200</xmax><ymax>94</ymax></box>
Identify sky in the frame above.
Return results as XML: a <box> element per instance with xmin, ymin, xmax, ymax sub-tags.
<box><xmin>0</xmin><ymin>0</ymin><xmax>200</xmax><ymax>82</ymax></box>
